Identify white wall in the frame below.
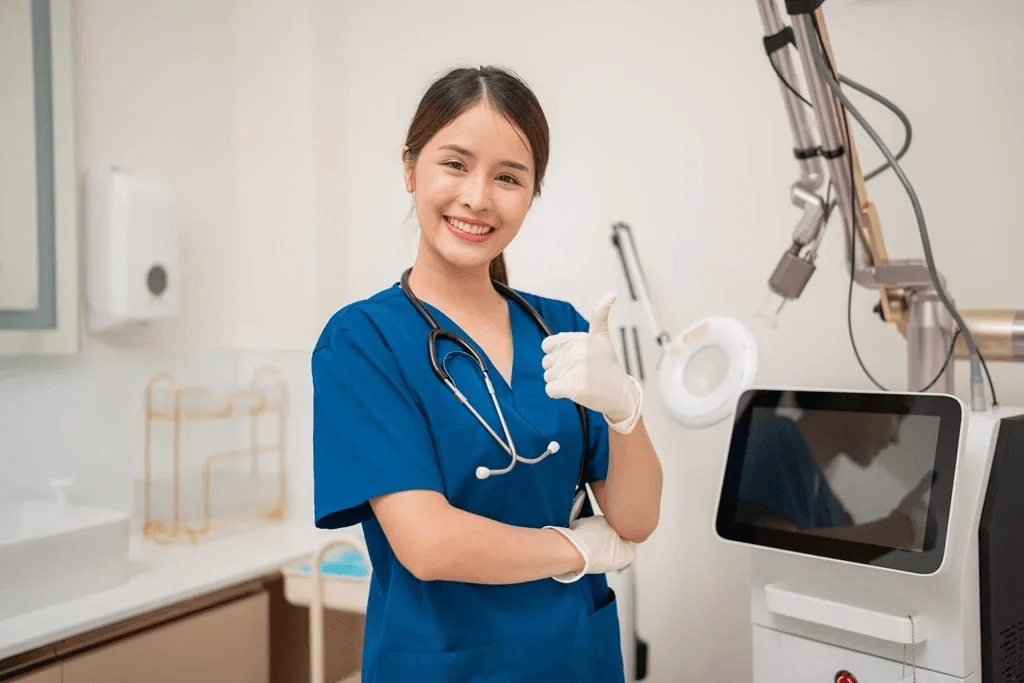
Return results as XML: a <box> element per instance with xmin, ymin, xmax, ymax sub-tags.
<box><xmin>1</xmin><ymin>0</ymin><xmax>1022</xmax><ymax>681</ymax></box>
<box><xmin>74</xmin><ymin>0</ymin><xmax>320</xmax><ymax>352</ymax></box>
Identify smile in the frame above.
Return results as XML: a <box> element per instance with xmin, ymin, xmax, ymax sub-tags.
<box><xmin>444</xmin><ymin>215</ymin><xmax>495</xmax><ymax>236</ymax></box>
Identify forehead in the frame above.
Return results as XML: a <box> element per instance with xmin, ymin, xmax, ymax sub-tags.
<box><xmin>430</xmin><ymin>100</ymin><xmax>532</xmax><ymax>163</ymax></box>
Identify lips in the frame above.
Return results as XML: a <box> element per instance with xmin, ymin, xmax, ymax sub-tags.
<box><xmin>443</xmin><ymin>215</ymin><xmax>495</xmax><ymax>243</ymax></box>
<box><xmin>444</xmin><ymin>215</ymin><xmax>494</xmax><ymax>235</ymax></box>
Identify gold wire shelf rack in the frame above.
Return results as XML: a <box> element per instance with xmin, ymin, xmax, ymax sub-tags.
<box><xmin>143</xmin><ymin>365</ymin><xmax>288</xmax><ymax>545</ymax></box>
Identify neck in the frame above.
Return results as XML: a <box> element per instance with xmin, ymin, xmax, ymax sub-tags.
<box><xmin>796</xmin><ymin>413</ymin><xmax>841</xmax><ymax>471</ymax></box>
<box><xmin>406</xmin><ymin>247</ymin><xmax>500</xmax><ymax>310</ymax></box>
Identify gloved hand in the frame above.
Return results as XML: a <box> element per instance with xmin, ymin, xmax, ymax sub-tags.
<box><xmin>544</xmin><ymin>515</ymin><xmax>636</xmax><ymax>583</ymax></box>
<box><xmin>541</xmin><ymin>293</ymin><xmax>643</xmax><ymax>434</ymax></box>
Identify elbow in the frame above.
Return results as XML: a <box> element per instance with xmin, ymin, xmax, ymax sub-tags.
<box><xmin>610</xmin><ymin>510</ymin><xmax>660</xmax><ymax>544</ymax></box>
<box><xmin>620</xmin><ymin>518</ymin><xmax>659</xmax><ymax>544</ymax></box>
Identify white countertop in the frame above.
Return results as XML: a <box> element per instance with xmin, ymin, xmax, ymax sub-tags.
<box><xmin>0</xmin><ymin>521</ymin><xmax>358</xmax><ymax>661</ymax></box>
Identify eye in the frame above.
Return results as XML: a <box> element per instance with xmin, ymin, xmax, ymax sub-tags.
<box><xmin>442</xmin><ymin>160</ymin><xmax>467</xmax><ymax>171</ymax></box>
<box><xmin>497</xmin><ymin>173</ymin><xmax>521</xmax><ymax>185</ymax></box>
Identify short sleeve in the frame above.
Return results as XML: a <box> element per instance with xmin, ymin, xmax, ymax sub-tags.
<box><xmin>570</xmin><ymin>307</ymin><xmax>611</xmax><ymax>484</ymax></box>
<box><xmin>736</xmin><ymin>418</ymin><xmax>810</xmax><ymax>528</ymax></box>
<box><xmin>312</xmin><ymin>314</ymin><xmax>444</xmax><ymax>529</ymax></box>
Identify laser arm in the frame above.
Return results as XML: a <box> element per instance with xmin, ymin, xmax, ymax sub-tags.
<box><xmin>756</xmin><ymin>0</ymin><xmax>1023</xmax><ymax>407</ymax></box>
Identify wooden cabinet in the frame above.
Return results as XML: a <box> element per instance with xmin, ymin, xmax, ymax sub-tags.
<box><xmin>7</xmin><ymin>664</ymin><xmax>62</xmax><ymax>683</ymax></box>
<box><xmin>61</xmin><ymin>591</ymin><xmax>269</xmax><ymax>683</ymax></box>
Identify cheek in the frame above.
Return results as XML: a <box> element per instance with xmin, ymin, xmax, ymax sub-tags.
<box><xmin>497</xmin><ymin>191</ymin><xmax>533</xmax><ymax>227</ymax></box>
<box><xmin>415</xmin><ymin>180</ymin><xmax>456</xmax><ymax>223</ymax></box>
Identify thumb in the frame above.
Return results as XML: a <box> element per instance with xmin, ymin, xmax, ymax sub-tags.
<box><xmin>588</xmin><ymin>292</ymin><xmax>617</xmax><ymax>338</ymax></box>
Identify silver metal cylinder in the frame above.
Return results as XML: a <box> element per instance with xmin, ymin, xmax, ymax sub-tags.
<box><xmin>755</xmin><ymin>0</ymin><xmax>824</xmax><ymax>192</ymax></box>
<box><xmin>791</xmin><ymin>14</ymin><xmax>873</xmax><ymax>283</ymax></box>
<box><xmin>907</xmin><ymin>290</ymin><xmax>955</xmax><ymax>394</ymax></box>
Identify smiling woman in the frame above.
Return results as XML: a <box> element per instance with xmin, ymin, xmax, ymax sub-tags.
<box><xmin>400</xmin><ymin>66</ymin><xmax>550</xmax><ymax>288</ymax></box>
<box><xmin>311</xmin><ymin>65</ymin><xmax>664</xmax><ymax>683</ymax></box>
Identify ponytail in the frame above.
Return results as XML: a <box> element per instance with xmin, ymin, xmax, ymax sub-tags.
<box><xmin>489</xmin><ymin>252</ymin><xmax>508</xmax><ymax>286</ymax></box>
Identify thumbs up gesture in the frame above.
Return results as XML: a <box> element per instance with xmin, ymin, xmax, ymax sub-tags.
<box><xmin>541</xmin><ymin>293</ymin><xmax>644</xmax><ymax>435</ymax></box>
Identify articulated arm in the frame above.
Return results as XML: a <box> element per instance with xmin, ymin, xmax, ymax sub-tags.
<box><xmin>755</xmin><ymin>0</ymin><xmax>1023</xmax><ymax>402</ymax></box>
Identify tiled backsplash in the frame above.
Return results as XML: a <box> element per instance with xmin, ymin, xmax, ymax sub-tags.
<box><xmin>0</xmin><ymin>348</ymin><xmax>315</xmax><ymax>529</ymax></box>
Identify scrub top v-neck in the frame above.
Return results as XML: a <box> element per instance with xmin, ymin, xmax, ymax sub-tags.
<box><xmin>311</xmin><ymin>283</ymin><xmax>626</xmax><ymax>683</ymax></box>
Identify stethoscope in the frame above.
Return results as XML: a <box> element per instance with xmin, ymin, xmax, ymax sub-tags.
<box><xmin>399</xmin><ymin>267</ymin><xmax>590</xmax><ymax>520</ymax></box>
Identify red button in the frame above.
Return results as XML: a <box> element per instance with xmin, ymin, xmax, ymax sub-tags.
<box><xmin>835</xmin><ymin>672</ymin><xmax>857</xmax><ymax>683</ymax></box>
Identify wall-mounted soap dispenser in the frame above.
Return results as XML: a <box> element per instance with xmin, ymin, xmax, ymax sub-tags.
<box><xmin>84</xmin><ymin>167</ymin><xmax>180</xmax><ymax>333</ymax></box>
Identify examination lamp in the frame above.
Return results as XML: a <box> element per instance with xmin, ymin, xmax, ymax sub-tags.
<box><xmin>610</xmin><ymin>222</ymin><xmax>758</xmax><ymax>429</ymax></box>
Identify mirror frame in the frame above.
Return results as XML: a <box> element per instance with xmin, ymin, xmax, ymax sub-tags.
<box><xmin>0</xmin><ymin>0</ymin><xmax>78</xmax><ymax>356</ymax></box>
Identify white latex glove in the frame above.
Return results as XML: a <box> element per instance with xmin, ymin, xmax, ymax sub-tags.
<box><xmin>544</xmin><ymin>515</ymin><xmax>636</xmax><ymax>583</ymax></box>
<box><xmin>541</xmin><ymin>293</ymin><xmax>643</xmax><ymax>434</ymax></box>
<box><xmin>895</xmin><ymin>472</ymin><xmax>933</xmax><ymax>544</ymax></box>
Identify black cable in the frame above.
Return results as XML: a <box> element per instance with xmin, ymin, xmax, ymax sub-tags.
<box><xmin>980</xmin><ymin>345</ymin><xmax>999</xmax><ymax>406</ymax></box>
<box><xmin>919</xmin><ymin>330</ymin><xmax>959</xmax><ymax>393</ymax></box>
<box><xmin>768</xmin><ymin>55</ymin><xmax>813</xmax><ymax>108</ymax></box>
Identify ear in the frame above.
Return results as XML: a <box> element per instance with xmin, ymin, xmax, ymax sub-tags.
<box><xmin>401</xmin><ymin>146</ymin><xmax>415</xmax><ymax>193</ymax></box>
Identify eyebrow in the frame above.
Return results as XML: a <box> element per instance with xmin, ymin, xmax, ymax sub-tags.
<box><xmin>439</xmin><ymin>144</ymin><xmax>530</xmax><ymax>173</ymax></box>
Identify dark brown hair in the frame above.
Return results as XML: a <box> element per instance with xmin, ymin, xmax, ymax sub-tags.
<box><xmin>403</xmin><ymin>66</ymin><xmax>550</xmax><ymax>286</ymax></box>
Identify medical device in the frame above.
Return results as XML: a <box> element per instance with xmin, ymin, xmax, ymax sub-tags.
<box><xmin>716</xmin><ymin>1</ymin><xmax>1024</xmax><ymax>680</ymax></box>
<box><xmin>398</xmin><ymin>267</ymin><xmax>590</xmax><ymax>520</ymax></box>
<box><xmin>715</xmin><ymin>388</ymin><xmax>1024</xmax><ymax>683</ymax></box>
<box><xmin>610</xmin><ymin>222</ymin><xmax>758</xmax><ymax>429</ymax></box>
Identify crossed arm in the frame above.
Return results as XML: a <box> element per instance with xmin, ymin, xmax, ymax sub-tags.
<box><xmin>369</xmin><ymin>417</ymin><xmax>662</xmax><ymax>585</ymax></box>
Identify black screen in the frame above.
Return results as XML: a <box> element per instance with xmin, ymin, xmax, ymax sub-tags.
<box><xmin>716</xmin><ymin>389</ymin><xmax>963</xmax><ymax>574</ymax></box>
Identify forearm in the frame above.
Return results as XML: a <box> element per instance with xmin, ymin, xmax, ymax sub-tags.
<box><xmin>597</xmin><ymin>418</ymin><xmax>663</xmax><ymax>543</ymax></box>
<box><xmin>426</xmin><ymin>508</ymin><xmax>584</xmax><ymax>584</ymax></box>
<box><xmin>371</xmin><ymin>491</ymin><xmax>584</xmax><ymax>584</ymax></box>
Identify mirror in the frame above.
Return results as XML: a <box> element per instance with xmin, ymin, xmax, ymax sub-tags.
<box><xmin>0</xmin><ymin>0</ymin><xmax>78</xmax><ymax>355</ymax></box>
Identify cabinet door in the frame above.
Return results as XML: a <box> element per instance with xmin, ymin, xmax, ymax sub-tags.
<box><xmin>63</xmin><ymin>591</ymin><xmax>269</xmax><ymax>683</ymax></box>
<box><xmin>8</xmin><ymin>664</ymin><xmax>61</xmax><ymax>683</ymax></box>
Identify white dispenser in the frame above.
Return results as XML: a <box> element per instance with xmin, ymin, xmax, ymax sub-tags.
<box><xmin>84</xmin><ymin>167</ymin><xmax>179</xmax><ymax>333</ymax></box>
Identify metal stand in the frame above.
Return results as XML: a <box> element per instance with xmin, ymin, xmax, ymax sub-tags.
<box><xmin>874</xmin><ymin>260</ymin><xmax>955</xmax><ymax>395</ymax></box>
<box><xmin>907</xmin><ymin>288</ymin><xmax>955</xmax><ymax>394</ymax></box>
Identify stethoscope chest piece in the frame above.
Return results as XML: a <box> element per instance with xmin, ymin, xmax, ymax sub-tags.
<box><xmin>399</xmin><ymin>267</ymin><xmax>589</xmax><ymax>511</ymax></box>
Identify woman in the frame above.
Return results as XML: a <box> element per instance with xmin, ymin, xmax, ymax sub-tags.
<box><xmin>311</xmin><ymin>66</ymin><xmax>664</xmax><ymax>683</ymax></box>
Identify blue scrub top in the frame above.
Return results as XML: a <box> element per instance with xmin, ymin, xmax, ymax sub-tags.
<box><xmin>737</xmin><ymin>415</ymin><xmax>851</xmax><ymax>529</ymax></box>
<box><xmin>312</xmin><ymin>283</ymin><xmax>624</xmax><ymax>683</ymax></box>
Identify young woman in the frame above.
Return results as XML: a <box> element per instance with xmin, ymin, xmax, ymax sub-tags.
<box><xmin>312</xmin><ymin>66</ymin><xmax>664</xmax><ymax>683</ymax></box>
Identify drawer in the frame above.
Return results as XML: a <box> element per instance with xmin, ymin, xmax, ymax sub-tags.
<box><xmin>751</xmin><ymin>626</ymin><xmax>973</xmax><ymax>683</ymax></box>
<box><xmin>7</xmin><ymin>663</ymin><xmax>61</xmax><ymax>683</ymax></box>
<box><xmin>62</xmin><ymin>591</ymin><xmax>269</xmax><ymax>683</ymax></box>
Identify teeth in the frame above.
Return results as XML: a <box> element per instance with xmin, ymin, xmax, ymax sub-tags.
<box><xmin>448</xmin><ymin>217</ymin><xmax>493</xmax><ymax>235</ymax></box>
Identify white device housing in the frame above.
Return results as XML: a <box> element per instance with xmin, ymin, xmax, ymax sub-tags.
<box><xmin>84</xmin><ymin>167</ymin><xmax>179</xmax><ymax>333</ymax></box>
<box><xmin>717</xmin><ymin>394</ymin><xmax>1023</xmax><ymax>683</ymax></box>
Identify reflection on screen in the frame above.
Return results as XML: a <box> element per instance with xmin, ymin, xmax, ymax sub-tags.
<box><xmin>734</xmin><ymin>406</ymin><xmax>940</xmax><ymax>552</ymax></box>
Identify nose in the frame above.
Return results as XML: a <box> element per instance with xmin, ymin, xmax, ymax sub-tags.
<box><xmin>458</xmin><ymin>169</ymin><xmax>492</xmax><ymax>213</ymax></box>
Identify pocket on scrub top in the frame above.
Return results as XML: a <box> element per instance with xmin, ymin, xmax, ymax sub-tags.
<box><xmin>374</xmin><ymin>640</ymin><xmax>515</xmax><ymax>683</ymax></box>
<box><xmin>588</xmin><ymin>589</ymin><xmax>626</xmax><ymax>682</ymax></box>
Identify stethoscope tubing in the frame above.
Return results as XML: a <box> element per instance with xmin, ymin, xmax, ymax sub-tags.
<box><xmin>399</xmin><ymin>267</ymin><xmax>588</xmax><ymax>500</ymax></box>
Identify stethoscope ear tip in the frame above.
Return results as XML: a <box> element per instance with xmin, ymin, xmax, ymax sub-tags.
<box><xmin>475</xmin><ymin>466</ymin><xmax>491</xmax><ymax>480</ymax></box>
<box><xmin>548</xmin><ymin>441</ymin><xmax>560</xmax><ymax>454</ymax></box>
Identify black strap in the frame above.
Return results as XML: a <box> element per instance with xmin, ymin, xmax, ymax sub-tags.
<box><xmin>786</xmin><ymin>0</ymin><xmax>826</xmax><ymax>15</ymax></box>
<box><xmin>763</xmin><ymin>26</ymin><xmax>795</xmax><ymax>56</ymax></box>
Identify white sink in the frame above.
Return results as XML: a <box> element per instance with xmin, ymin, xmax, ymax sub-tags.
<box><xmin>0</xmin><ymin>500</ymin><xmax>131</xmax><ymax>619</ymax></box>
